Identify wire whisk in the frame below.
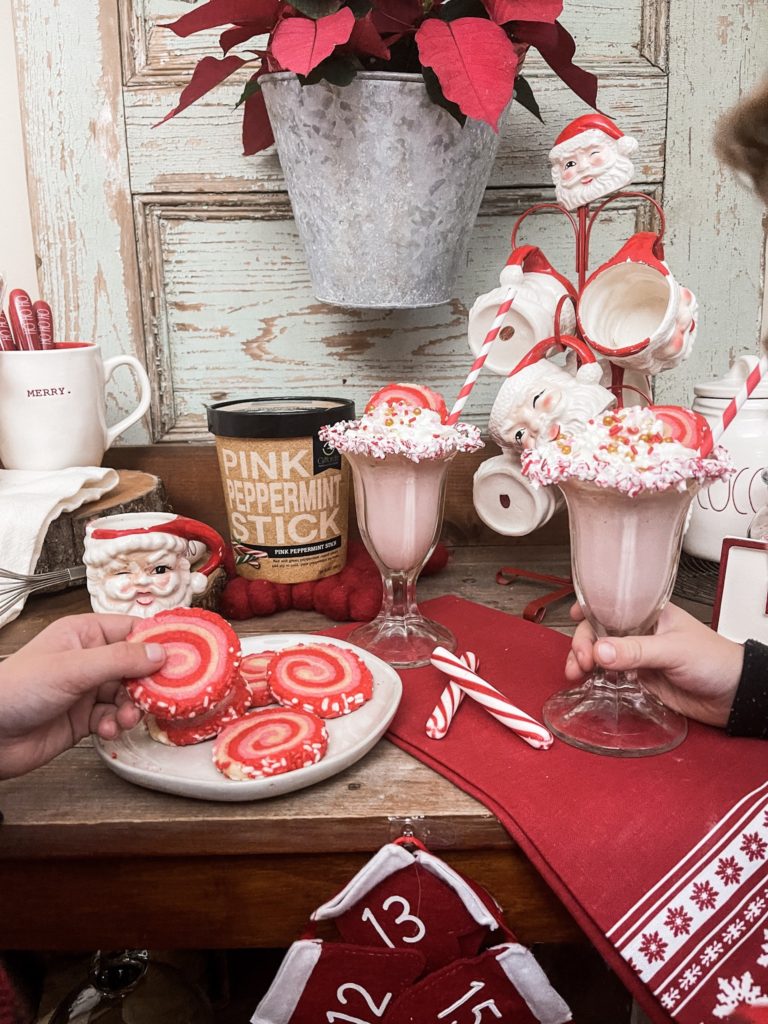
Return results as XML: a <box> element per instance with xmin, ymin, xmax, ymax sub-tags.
<box><xmin>0</xmin><ymin>565</ymin><xmax>86</xmax><ymax>618</ymax></box>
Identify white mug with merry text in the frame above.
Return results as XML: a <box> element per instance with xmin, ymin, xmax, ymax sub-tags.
<box><xmin>0</xmin><ymin>343</ymin><xmax>151</xmax><ymax>471</ymax></box>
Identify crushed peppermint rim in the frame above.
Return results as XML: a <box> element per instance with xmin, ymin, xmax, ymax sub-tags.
<box><xmin>522</xmin><ymin>406</ymin><xmax>733</xmax><ymax>497</ymax></box>
<box><xmin>319</xmin><ymin>400</ymin><xmax>483</xmax><ymax>463</ymax></box>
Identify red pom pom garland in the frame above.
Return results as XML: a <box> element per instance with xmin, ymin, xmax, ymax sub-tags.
<box><xmin>125</xmin><ymin>608</ymin><xmax>241</xmax><ymax>719</ymax></box>
<box><xmin>213</xmin><ymin>707</ymin><xmax>328</xmax><ymax>780</ymax></box>
<box><xmin>269</xmin><ymin>643</ymin><xmax>373</xmax><ymax>718</ymax></box>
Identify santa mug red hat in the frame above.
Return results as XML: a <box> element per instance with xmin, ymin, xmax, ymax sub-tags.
<box><xmin>548</xmin><ymin>113</ymin><xmax>639</xmax><ymax>212</ymax></box>
<box><xmin>467</xmin><ymin>246</ymin><xmax>577</xmax><ymax>376</ymax></box>
<box><xmin>577</xmin><ymin>232</ymin><xmax>698</xmax><ymax>373</ymax></box>
<box><xmin>83</xmin><ymin>511</ymin><xmax>225</xmax><ymax>617</ymax></box>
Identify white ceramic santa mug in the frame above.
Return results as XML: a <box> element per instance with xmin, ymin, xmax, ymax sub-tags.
<box><xmin>0</xmin><ymin>342</ymin><xmax>151</xmax><ymax>471</ymax></box>
<box><xmin>467</xmin><ymin>246</ymin><xmax>577</xmax><ymax>376</ymax></box>
<box><xmin>473</xmin><ymin>336</ymin><xmax>615</xmax><ymax>536</ymax></box>
<box><xmin>577</xmin><ymin>232</ymin><xmax>698</xmax><ymax>374</ymax></box>
<box><xmin>83</xmin><ymin>511</ymin><xmax>226</xmax><ymax>617</ymax></box>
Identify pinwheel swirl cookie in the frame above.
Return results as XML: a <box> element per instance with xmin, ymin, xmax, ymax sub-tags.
<box><xmin>147</xmin><ymin>671</ymin><xmax>252</xmax><ymax>747</ymax></box>
<box><xmin>269</xmin><ymin>643</ymin><xmax>373</xmax><ymax>718</ymax></box>
<box><xmin>238</xmin><ymin>651</ymin><xmax>275</xmax><ymax>708</ymax></box>
<box><xmin>213</xmin><ymin>707</ymin><xmax>328</xmax><ymax>780</ymax></box>
<box><xmin>125</xmin><ymin>607</ymin><xmax>241</xmax><ymax>719</ymax></box>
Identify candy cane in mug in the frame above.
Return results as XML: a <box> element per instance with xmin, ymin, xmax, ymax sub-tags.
<box><xmin>430</xmin><ymin>647</ymin><xmax>554</xmax><ymax>749</ymax></box>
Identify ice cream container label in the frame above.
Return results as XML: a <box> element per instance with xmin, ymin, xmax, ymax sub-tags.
<box><xmin>207</xmin><ymin>397</ymin><xmax>355</xmax><ymax>584</ymax></box>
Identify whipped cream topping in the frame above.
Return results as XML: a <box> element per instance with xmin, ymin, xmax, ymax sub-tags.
<box><xmin>319</xmin><ymin>401</ymin><xmax>483</xmax><ymax>463</ymax></box>
<box><xmin>522</xmin><ymin>405</ymin><xmax>732</xmax><ymax>496</ymax></box>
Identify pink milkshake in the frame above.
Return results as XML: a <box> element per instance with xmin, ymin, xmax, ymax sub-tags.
<box><xmin>523</xmin><ymin>404</ymin><xmax>732</xmax><ymax>756</ymax></box>
<box><xmin>320</xmin><ymin>384</ymin><xmax>483</xmax><ymax>667</ymax></box>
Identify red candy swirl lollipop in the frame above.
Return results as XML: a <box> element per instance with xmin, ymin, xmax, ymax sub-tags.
<box><xmin>239</xmin><ymin>651</ymin><xmax>275</xmax><ymax>709</ymax></box>
<box><xmin>213</xmin><ymin>707</ymin><xmax>328</xmax><ymax>779</ymax></box>
<box><xmin>269</xmin><ymin>643</ymin><xmax>373</xmax><ymax>718</ymax></box>
<box><xmin>126</xmin><ymin>608</ymin><xmax>241</xmax><ymax>719</ymax></box>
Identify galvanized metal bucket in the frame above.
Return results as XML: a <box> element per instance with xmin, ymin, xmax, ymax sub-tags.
<box><xmin>260</xmin><ymin>72</ymin><xmax>505</xmax><ymax>309</ymax></box>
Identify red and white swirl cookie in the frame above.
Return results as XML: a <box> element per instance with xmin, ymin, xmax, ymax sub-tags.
<box><xmin>126</xmin><ymin>608</ymin><xmax>241</xmax><ymax>719</ymax></box>
<box><xmin>238</xmin><ymin>651</ymin><xmax>275</xmax><ymax>709</ymax></box>
<box><xmin>213</xmin><ymin>707</ymin><xmax>328</xmax><ymax>780</ymax></box>
<box><xmin>147</xmin><ymin>672</ymin><xmax>252</xmax><ymax>746</ymax></box>
<box><xmin>269</xmin><ymin>643</ymin><xmax>373</xmax><ymax>719</ymax></box>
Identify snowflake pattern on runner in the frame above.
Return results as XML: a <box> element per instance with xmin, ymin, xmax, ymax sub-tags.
<box><xmin>716</xmin><ymin>856</ymin><xmax>745</xmax><ymax>887</ymax></box>
<box><xmin>665</xmin><ymin>905</ymin><xmax>694</xmax><ymax>937</ymax></box>
<box><xmin>712</xmin><ymin>971</ymin><xmax>768</xmax><ymax>1019</ymax></box>
<box><xmin>692</xmin><ymin>881</ymin><xmax>720</xmax><ymax>912</ymax></box>
<box><xmin>742</xmin><ymin>832</ymin><xmax>768</xmax><ymax>863</ymax></box>
<box><xmin>608</xmin><ymin>782</ymin><xmax>768</xmax><ymax>1021</ymax></box>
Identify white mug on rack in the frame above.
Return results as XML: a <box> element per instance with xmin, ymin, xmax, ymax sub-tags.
<box><xmin>0</xmin><ymin>342</ymin><xmax>151</xmax><ymax>471</ymax></box>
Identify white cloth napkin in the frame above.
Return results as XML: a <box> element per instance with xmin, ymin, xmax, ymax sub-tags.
<box><xmin>0</xmin><ymin>466</ymin><xmax>118</xmax><ymax>628</ymax></box>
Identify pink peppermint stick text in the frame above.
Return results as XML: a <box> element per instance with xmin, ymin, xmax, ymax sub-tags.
<box><xmin>0</xmin><ymin>311</ymin><xmax>15</xmax><ymax>351</ymax></box>
<box><xmin>430</xmin><ymin>647</ymin><xmax>554</xmax><ymax>749</ymax></box>
<box><xmin>426</xmin><ymin>652</ymin><xmax>478</xmax><ymax>739</ymax></box>
<box><xmin>446</xmin><ymin>287</ymin><xmax>515</xmax><ymax>426</ymax></box>
<box><xmin>9</xmin><ymin>290</ymin><xmax>41</xmax><ymax>351</ymax></box>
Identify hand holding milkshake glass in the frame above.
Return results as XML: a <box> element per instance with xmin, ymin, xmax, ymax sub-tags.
<box><xmin>320</xmin><ymin>384</ymin><xmax>483</xmax><ymax>668</ymax></box>
<box><xmin>523</xmin><ymin>405</ymin><xmax>732</xmax><ymax>756</ymax></box>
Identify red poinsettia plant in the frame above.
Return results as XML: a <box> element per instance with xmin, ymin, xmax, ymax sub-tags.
<box><xmin>161</xmin><ymin>0</ymin><xmax>598</xmax><ymax>156</ymax></box>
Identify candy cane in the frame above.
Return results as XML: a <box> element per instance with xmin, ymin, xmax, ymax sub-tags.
<box><xmin>426</xmin><ymin>651</ymin><xmax>477</xmax><ymax>739</ymax></box>
<box><xmin>430</xmin><ymin>647</ymin><xmax>554</xmax><ymax>750</ymax></box>
<box><xmin>701</xmin><ymin>354</ymin><xmax>768</xmax><ymax>457</ymax></box>
<box><xmin>446</xmin><ymin>286</ymin><xmax>516</xmax><ymax>426</ymax></box>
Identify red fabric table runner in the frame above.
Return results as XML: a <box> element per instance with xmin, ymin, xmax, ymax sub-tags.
<box><xmin>331</xmin><ymin>595</ymin><xmax>768</xmax><ymax>1024</ymax></box>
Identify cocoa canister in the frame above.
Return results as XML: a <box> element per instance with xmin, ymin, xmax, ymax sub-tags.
<box><xmin>207</xmin><ymin>397</ymin><xmax>354</xmax><ymax>584</ymax></box>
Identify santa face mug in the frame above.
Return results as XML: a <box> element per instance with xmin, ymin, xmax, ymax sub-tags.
<box><xmin>0</xmin><ymin>343</ymin><xmax>151</xmax><ymax>471</ymax></box>
<box><xmin>83</xmin><ymin>512</ymin><xmax>226</xmax><ymax>617</ymax></box>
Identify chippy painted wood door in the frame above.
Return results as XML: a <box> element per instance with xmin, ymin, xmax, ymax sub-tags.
<box><xmin>11</xmin><ymin>0</ymin><xmax>768</xmax><ymax>443</ymax></box>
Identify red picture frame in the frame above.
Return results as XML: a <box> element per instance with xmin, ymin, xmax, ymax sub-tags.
<box><xmin>711</xmin><ymin>536</ymin><xmax>768</xmax><ymax>642</ymax></box>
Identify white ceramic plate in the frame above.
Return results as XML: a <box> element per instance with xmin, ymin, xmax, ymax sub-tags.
<box><xmin>95</xmin><ymin>633</ymin><xmax>402</xmax><ymax>802</ymax></box>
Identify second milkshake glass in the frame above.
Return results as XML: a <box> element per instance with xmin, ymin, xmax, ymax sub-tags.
<box><xmin>543</xmin><ymin>478</ymin><xmax>698</xmax><ymax>757</ymax></box>
<box><xmin>345</xmin><ymin>450</ymin><xmax>457</xmax><ymax>668</ymax></box>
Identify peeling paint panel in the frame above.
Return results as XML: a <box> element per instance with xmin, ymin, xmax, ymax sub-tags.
<box><xmin>137</xmin><ymin>192</ymin><xmax>652</xmax><ymax>441</ymax></box>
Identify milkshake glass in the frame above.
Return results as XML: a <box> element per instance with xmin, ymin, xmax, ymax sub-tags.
<box><xmin>523</xmin><ymin>406</ymin><xmax>732</xmax><ymax>757</ymax></box>
<box><xmin>320</xmin><ymin>386</ymin><xmax>483</xmax><ymax>668</ymax></box>
<box><xmin>344</xmin><ymin>449</ymin><xmax>456</xmax><ymax>667</ymax></box>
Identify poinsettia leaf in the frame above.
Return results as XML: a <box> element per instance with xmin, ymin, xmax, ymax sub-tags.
<box><xmin>482</xmin><ymin>0</ymin><xmax>560</xmax><ymax>24</ymax></box>
<box><xmin>513</xmin><ymin>72</ymin><xmax>543</xmax><ymax>121</ymax></box>
<box><xmin>422</xmin><ymin>65</ymin><xmax>466</xmax><ymax>126</ymax></box>
<box><xmin>512</xmin><ymin>19</ymin><xmax>598</xmax><ymax>108</ymax></box>
<box><xmin>371</xmin><ymin>0</ymin><xmax>424</xmax><ymax>34</ymax></box>
<box><xmin>164</xmin><ymin>0</ymin><xmax>278</xmax><ymax>38</ymax></box>
<box><xmin>272</xmin><ymin>9</ymin><xmax>355</xmax><ymax>74</ymax></box>
<box><xmin>220</xmin><ymin>23</ymin><xmax>264</xmax><ymax>54</ymax></box>
<box><xmin>348</xmin><ymin>13</ymin><xmax>391</xmax><ymax>57</ymax></box>
<box><xmin>290</xmin><ymin>0</ymin><xmax>344</xmax><ymax>19</ymax></box>
<box><xmin>301</xmin><ymin>53</ymin><xmax>360</xmax><ymax>84</ymax></box>
<box><xmin>415</xmin><ymin>17</ymin><xmax>518</xmax><ymax>128</ymax></box>
<box><xmin>236</xmin><ymin>70</ymin><xmax>264</xmax><ymax>107</ymax></box>
<box><xmin>157</xmin><ymin>54</ymin><xmax>247</xmax><ymax>125</ymax></box>
<box><xmin>243</xmin><ymin>88</ymin><xmax>275</xmax><ymax>154</ymax></box>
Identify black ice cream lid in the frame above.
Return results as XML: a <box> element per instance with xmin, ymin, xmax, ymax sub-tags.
<box><xmin>207</xmin><ymin>397</ymin><xmax>356</xmax><ymax>440</ymax></box>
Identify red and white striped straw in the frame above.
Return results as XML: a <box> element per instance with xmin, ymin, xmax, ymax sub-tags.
<box><xmin>446</xmin><ymin>287</ymin><xmax>516</xmax><ymax>426</ymax></box>
<box><xmin>426</xmin><ymin>652</ymin><xmax>477</xmax><ymax>739</ymax></box>
<box><xmin>701</xmin><ymin>354</ymin><xmax>768</xmax><ymax>457</ymax></box>
<box><xmin>430</xmin><ymin>647</ymin><xmax>553</xmax><ymax>750</ymax></box>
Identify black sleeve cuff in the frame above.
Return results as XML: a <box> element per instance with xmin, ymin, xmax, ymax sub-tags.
<box><xmin>725</xmin><ymin>639</ymin><xmax>768</xmax><ymax>739</ymax></box>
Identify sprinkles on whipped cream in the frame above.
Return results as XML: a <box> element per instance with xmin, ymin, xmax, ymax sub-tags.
<box><xmin>319</xmin><ymin>401</ymin><xmax>483</xmax><ymax>462</ymax></box>
<box><xmin>522</xmin><ymin>406</ymin><xmax>732</xmax><ymax>497</ymax></box>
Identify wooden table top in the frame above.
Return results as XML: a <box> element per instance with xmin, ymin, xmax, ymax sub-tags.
<box><xmin>0</xmin><ymin>542</ymin><xmax>708</xmax><ymax>950</ymax></box>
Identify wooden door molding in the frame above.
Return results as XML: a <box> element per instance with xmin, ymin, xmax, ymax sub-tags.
<box><xmin>12</xmin><ymin>0</ymin><xmax>152</xmax><ymax>442</ymax></box>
